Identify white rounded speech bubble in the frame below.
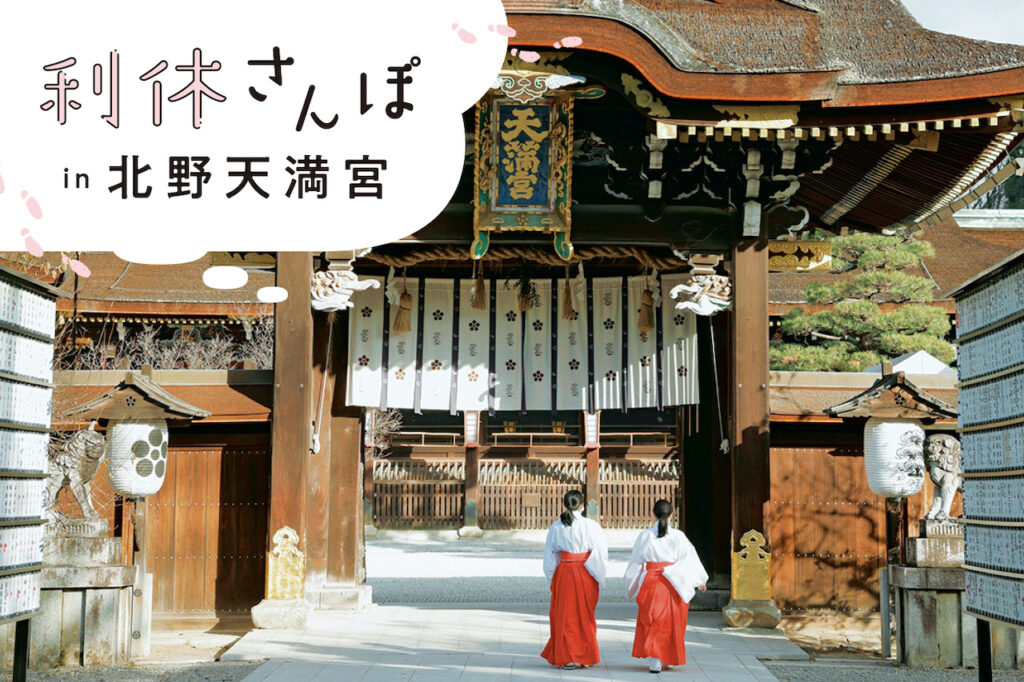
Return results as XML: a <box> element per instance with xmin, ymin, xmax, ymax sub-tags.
<box><xmin>257</xmin><ymin>286</ymin><xmax>289</xmax><ymax>303</ymax></box>
<box><xmin>0</xmin><ymin>1</ymin><xmax>509</xmax><ymax>264</ymax></box>
<box><xmin>202</xmin><ymin>265</ymin><xmax>248</xmax><ymax>289</ymax></box>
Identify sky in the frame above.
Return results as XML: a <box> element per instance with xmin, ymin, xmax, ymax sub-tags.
<box><xmin>903</xmin><ymin>0</ymin><xmax>1024</xmax><ymax>45</ymax></box>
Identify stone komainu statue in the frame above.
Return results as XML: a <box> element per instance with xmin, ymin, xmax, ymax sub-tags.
<box><xmin>45</xmin><ymin>422</ymin><xmax>107</xmax><ymax>520</ymax></box>
<box><xmin>925</xmin><ymin>434</ymin><xmax>961</xmax><ymax>521</ymax></box>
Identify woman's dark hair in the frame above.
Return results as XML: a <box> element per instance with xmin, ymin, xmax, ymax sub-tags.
<box><xmin>560</xmin><ymin>490</ymin><xmax>585</xmax><ymax>526</ymax></box>
<box><xmin>653</xmin><ymin>499</ymin><xmax>672</xmax><ymax>538</ymax></box>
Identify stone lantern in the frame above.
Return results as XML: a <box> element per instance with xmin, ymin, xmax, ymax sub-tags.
<box><xmin>67</xmin><ymin>368</ymin><xmax>211</xmax><ymax>497</ymax></box>
<box><xmin>824</xmin><ymin>363</ymin><xmax>957</xmax><ymax>499</ymax></box>
<box><xmin>825</xmin><ymin>362</ymin><xmax>965</xmax><ymax>667</ymax></box>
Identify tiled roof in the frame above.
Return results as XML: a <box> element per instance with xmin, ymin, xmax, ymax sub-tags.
<box><xmin>506</xmin><ymin>0</ymin><xmax>1024</xmax><ymax>85</ymax></box>
<box><xmin>0</xmin><ymin>252</ymin><xmax>273</xmax><ymax>311</ymax></box>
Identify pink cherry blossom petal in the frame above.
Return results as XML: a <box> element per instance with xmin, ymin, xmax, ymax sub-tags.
<box><xmin>451</xmin><ymin>23</ymin><xmax>476</xmax><ymax>44</ymax></box>
<box><xmin>69</xmin><ymin>259</ymin><xmax>91</xmax><ymax>277</ymax></box>
<box><xmin>24</xmin><ymin>236</ymin><xmax>43</xmax><ymax>258</ymax></box>
<box><xmin>23</xmin><ymin>195</ymin><xmax>41</xmax><ymax>220</ymax></box>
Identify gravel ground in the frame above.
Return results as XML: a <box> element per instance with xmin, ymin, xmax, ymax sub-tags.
<box><xmin>0</xmin><ymin>662</ymin><xmax>262</xmax><ymax>681</ymax></box>
<box><xmin>765</xmin><ymin>661</ymin><xmax>1023</xmax><ymax>681</ymax></box>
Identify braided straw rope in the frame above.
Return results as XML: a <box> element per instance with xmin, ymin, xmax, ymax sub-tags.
<box><xmin>360</xmin><ymin>244</ymin><xmax>685</xmax><ymax>270</ymax></box>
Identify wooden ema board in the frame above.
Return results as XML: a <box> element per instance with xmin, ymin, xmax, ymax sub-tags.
<box><xmin>0</xmin><ymin>270</ymin><xmax>58</xmax><ymax>681</ymax></box>
<box><xmin>955</xmin><ymin>258</ymin><xmax>1024</xmax><ymax>630</ymax></box>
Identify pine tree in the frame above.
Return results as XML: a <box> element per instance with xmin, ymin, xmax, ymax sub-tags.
<box><xmin>770</xmin><ymin>233</ymin><xmax>955</xmax><ymax>372</ymax></box>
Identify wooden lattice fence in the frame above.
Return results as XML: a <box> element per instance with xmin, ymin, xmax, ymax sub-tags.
<box><xmin>372</xmin><ymin>458</ymin><xmax>682</xmax><ymax>530</ymax></box>
<box><xmin>372</xmin><ymin>460</ymin><xmax>464</xmax><ymax>529</ymax></box>
<box><xmin>479</xmin><ymin>460</ymin><xmax>585</xmax><ymax>530</ymax></box>
<box><xmin>599</xmin><ymin>460</ymin><xmax>681</xmax><ymax>529</ymax></box>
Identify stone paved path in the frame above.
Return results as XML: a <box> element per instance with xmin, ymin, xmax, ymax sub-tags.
<box><xmin>222</xmin><ymin>531</ymin><xmax>807</xmax><ymax>680</ymax></box>
<box><xmin>224</xmin><ymin>605</ymin><xmax>807</xmax><ymax>681</ymax></box>
<box><xmin>366</xmin><ymin>530</ymin><xmax>637</xmax><ymax>604</ymax></box>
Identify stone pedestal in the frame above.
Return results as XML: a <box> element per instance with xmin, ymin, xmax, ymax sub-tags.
<box><xmin>0</xmin><ymin>535</ymin><xmax>137</xmax><ymax>669</ymax></box>
<box><xmin>906</xmin><ymin>520</ymin><xmax>964</xmax><ymax>568</ymax></box>
<box><xmin>723</xmin><ymin>530</ymin><xmax>781</xmax><ymax>629</ymax></box>
<box><xmin>723</xmin><ymin>599</ymin><xmax>783</xmax><ymax>629</ymax></box>
<box><xmin>892</xmin><ymin>520</ymin><xmax>1024</xmax><ymax>669</ymax></box>
<box><xmin>891</xmin><ymin>565</ymin><xmax>970</xmax><ymax>667</ymax></box>
<box><xmin>251</xmin><ymin>599</ymin><xmax>314</xmax><ymax>629</ymax></box>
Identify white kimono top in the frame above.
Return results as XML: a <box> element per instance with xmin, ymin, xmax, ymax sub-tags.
<box><xmin>624</xmin><ymin>526</ymin><xmax>709</xmax><ymax>604</ymax></box>
<box><xmin>543</xmin><ymin>510</ymin><xmax>609</xmax><ymax>588</ymax></box>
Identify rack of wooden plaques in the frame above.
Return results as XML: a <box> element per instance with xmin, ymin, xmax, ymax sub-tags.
<box><xmin>0</xmin><ymin>265</ymin><xmax>59</xmax><ymax>680</ymax></box>
<box><xmin>953</xmin><ymin>254</ymin><xmax>1024</xmax><ymax>636</ymax></box>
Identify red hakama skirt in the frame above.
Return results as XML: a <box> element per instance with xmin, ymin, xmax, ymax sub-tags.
<box><xmin>632</xmin><ymin>561</ymin><xmax>690</xmax><ymax>665</ymax></box>
<box><xmin>541</xmin><ymin>551</ymin><xmax>601</xmax><ymax>666</ymax></box>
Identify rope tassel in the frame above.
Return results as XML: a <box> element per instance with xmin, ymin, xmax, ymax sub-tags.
<box><xmin>472</xmin><ymin>266</ymin><xmax>487</xmax><ymax>311</ymax></box>
<box><xmin>561</xmin><ymin>274</ymin><xmax>577</xmax><ymax>320</ymax></box>
<box><xmin>638</xmin><ymin>285</ymin><xmax>655</xmax><ymax>332</ymax></box>
<box><xmin>392</xmin><ymin>280</ymin><xmax>412</xmax><ymax>334</ymax></box>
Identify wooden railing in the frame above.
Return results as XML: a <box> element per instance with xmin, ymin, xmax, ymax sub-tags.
<box><xmin>390</xmin><ymin>431</ymin><xmax>462</xmax><ymax>447</ymax></box>
<box><xmin>599</xmin><ymin>431</ymin><xmax>674</xmax><ymax>447</ymax></box>
<box><xmin>490</xmin><ymin>432</ymin><xmax>577</xmax><ymax>446</ymax></box>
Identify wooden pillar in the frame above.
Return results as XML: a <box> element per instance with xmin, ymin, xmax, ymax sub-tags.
<box><xmin>252</xmin><ymin>252</ymin><xmax>315</xmax><ymax>627</ymax></box>
<box><xmin>723</xmin><ymin>238</ymin><xmax>780</xmax><ymax>627</ymax></box>
<box><xmin>460</xmin><ymin>444</ymin><xmax>483</xmax><ymax>537</ymax></box>
<box><xmin>585</xmin><ymin>447</ymin><xmax>600</xmax><ymax>521</ymax></box>
<box><xmin>305</xmin><ymin>311</ymin><xmax>335</xmax><ymax>596</ymax></box>
<box><xmin>266</xmin><ymin>252</ymin><xmax>314</xmax><ymax>552</ymax></box>
<box><xmin>683</xmin><ymin>314</ymin><xmax>733</xmax><ymax>589</ymax></box>
<box><xmin>363</xmin><ymin>436</ymin><xmax>376</xmax><ymax>538</ymax></box>
<box><xmin>328</xmin><ymin>312</ymin><xmax>365</xmax><ymax>588</ymax></box>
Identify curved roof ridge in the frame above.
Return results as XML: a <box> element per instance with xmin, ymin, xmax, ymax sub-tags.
<box><xmin>506</xmin><ymin>0</ymin><xmax>1024</xmax><ymax>86</ymax></box>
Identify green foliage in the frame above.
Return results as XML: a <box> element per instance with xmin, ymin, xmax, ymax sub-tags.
<box><xmin>877</xmin><ymin>333</ymin><xmax>956</xmax><ymax>366</ymax></box>
<box><xmin>770</xmin><ymin>343</ymin><xmax>883</xmax><ymax>373</ymax></box>
<box><xmin>770</xmin><ymin>232</ymin><xmax>954</xmax><ymax>372</ymax></box>
<box><xmin>875</xmin><ymin>304</ymin><xmax>950</xmax><ymax>338</ymax></box>
<box><xmin>807</xmin><ymin>271</ymin><xmax>935</xmax><ymax>304</ymax></box>
<box><xmin>829</xmin><ymin>233</ymin><xmax>935</xmax><ymax>273</ymax></box>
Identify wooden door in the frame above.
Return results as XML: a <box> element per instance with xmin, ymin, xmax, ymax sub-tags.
<box><xmin>147</xmin><ymin>432</ymin><xmax>270</xmax><ymax>618</ymax></box>
<box><xmin>767</xmin><ymin>445</ymin><xmax>886</xmax><ymax>611</ymax></box>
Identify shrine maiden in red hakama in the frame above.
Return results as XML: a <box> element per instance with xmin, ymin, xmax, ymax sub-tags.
<box><xmin>541</xmin><ymin>490</ymin><xmax>609</xmax><ymax>669</ymax></box>
<box><xmin>624</xmin><ymin>501</ymin><xmax>708</xmax><ymax>672</ymax></box>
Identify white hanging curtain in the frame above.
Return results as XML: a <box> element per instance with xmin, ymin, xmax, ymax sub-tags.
<box><xmin>418</xmin><ymin>279</ymin><xmax>455</xmax><ymax>412</ymax></box>
<box><xmin>386</xmin><ymin>276</ymin><xmax>419</xmax><ymax>409</ymax></box>
<box><xmin>523</xmin><ymin>280</ymin><xmax>553</xmax><ymax>412</ymax></box>
<box><xmin>591</xmin><ymin>277</ymin><xmax>623</xmax><ymax>411</ymax></box>
<box><xmin>493</xmin><ymin>279</ymin><xmax>522</xmax><ymax>411</ymax></box>
<box><xmin>626</xmin><ymin>275</ymin><xmax>660</xmax><ymax>409</ymax></box>
<box><xmin>346</xmin><ymin>274</ymin><xmax>701</xmax><ymax>411</ymax></box>
<box><xmin>661</xmin><ymin>273</ymin><xmax>700</xmax><ymax>406</ymax></box>
<box><xmin>456</xmin><ymin>279</ymin><xmax>489</xmax><ymax>412</ymax></box>
<box><xmin>556</xmin><ymin>277</ymin><xmax>589</xmax><ymax>411</ymax></box>
<box><xmin>346</xmin><ymin>276</ymin><xmax>385</xmax><ymax>407</ymax></box>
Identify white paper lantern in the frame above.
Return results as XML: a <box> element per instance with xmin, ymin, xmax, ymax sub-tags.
<box><xmin>863</xmin><ymin>417</ymin><xmax>926</xmax><ymax>498</ymax></box>
<box><xmin>106</xmin><ymin>420</ymin><xmax>169</xmax><ymax>497</ymax></box>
